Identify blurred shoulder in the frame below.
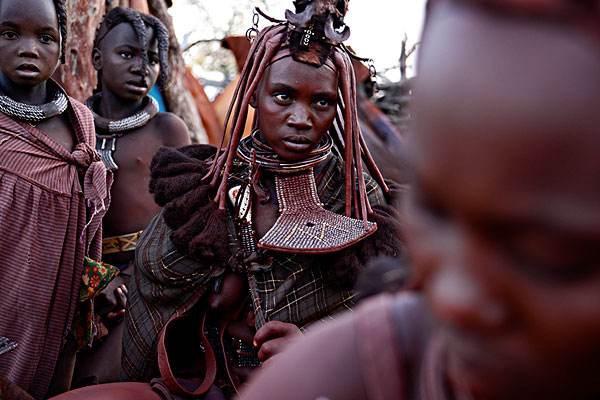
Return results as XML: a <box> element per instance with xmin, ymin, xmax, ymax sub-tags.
<box><xmin>239</xmin><ymin>306</ymin><xmax>369</xmax><ymax>400</ymax></box>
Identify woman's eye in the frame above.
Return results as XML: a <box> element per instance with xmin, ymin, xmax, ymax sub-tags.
<box><xmin>1</xmin><ymin>31</ymin><xmax>17</xmax><ymax>40</ymax></box>
<box><xmin>273</xmin><ymin>93</ymin><xmax>292</xmax><ymax>104</ymax></box>
<box><xmin>149</xmin><ymin>57</ymin><xmax>159</xmax><ymax>66</ymax></box>
<box><xmin>119</xmin><ymin>51</ymin><xmax>133</xmax><ymax>59</ymax></box>
<box><xmin>315</xmin><ymin>98</ymin><xmax>333</xmax><ymax>109</ymax></box>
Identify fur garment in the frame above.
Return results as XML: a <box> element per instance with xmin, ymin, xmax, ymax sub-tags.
<box><xmin>150</xmin><ymin>144</ymin><xmax>404</xmax><ymax>289</ymax></box>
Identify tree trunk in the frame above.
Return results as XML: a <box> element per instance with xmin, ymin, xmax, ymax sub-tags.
<box><xmin>147</xmin><ymin>0</ymin><xmax>208</xmax><ymax>143</ymax></box>
<box><xmin>55</xmin><ymin>0</ymin><xmax>106</xmax><ymax>101</ymax></box>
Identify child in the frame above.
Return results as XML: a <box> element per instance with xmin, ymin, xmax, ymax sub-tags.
<box><xmin>238</xmin><ymin>1</ymin><xmax>600</xmax><ymax>399</ymax></box>
<box><xmin>122</xmin><ymin>0</ymin><xmax>403</xmax><ymax>397</ymax></box>
<box><xmin>0</xmin><ymin>0</ymin><xmax>111</xmax><ymax>398</ymax></box>
<box><xmin>89</xmin><ymin>7</ymin><xmax>190</xmax><ymax>273</ymax></box>
<box><xmin>73</xmin><ymin>7</ymin><xmax>190</xmax><ymax>385</ymax></box>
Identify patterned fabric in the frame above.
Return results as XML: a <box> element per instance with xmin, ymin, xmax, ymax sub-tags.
<box><xmin>74</xmin><ymin>257</ymin><xmax>120</xmax><ymax>349</ymax></box>
<box><xmin>123</xmin><ymin>154</ymin><xmax>388</xmax><ymax>382</ymax></box>
<box><xmin>0</xmin><ymin>97</ymin><xmax>112</xmax><ymax>399</ymax></box>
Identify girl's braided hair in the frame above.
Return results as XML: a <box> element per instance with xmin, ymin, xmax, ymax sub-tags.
<box><xmin>94</xmin><ymin>7</ymin><xmax>170</xmax><ymax>88</ymax></box>
<box><xmin>53</xmin><ymin>0</ymin><xmax>68</xmax><ymax>63</ymax></box>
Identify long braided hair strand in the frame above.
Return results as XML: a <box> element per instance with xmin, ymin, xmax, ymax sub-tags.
<box><xmin>206</xmin><ymin>24</ymin><xmax>388</xmax><ymax>224</ymax></box>
<box><xmin>53</xmin><ymin>0</ymin><xmax>67</xmax><ymax>63</ymax></box>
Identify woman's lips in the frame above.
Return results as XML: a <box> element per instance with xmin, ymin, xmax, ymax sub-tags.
<box><xmin>282</xmin><ymin>136</ymin><xmax>313</xmax><ymax>152</ymax></box>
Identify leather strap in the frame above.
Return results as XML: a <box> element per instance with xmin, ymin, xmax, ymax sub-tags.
<box><xmin>157</xmin><ymin>311</ymin><xmax>217</xmax><ymax>397</ymax></box>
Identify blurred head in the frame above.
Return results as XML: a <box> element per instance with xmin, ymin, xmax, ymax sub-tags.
<box><xmin>406</xmin><ymin>1</ymin><xmax>600</xmax><ymax>399</ymax></box>
<box><xmin>252</xmin><ymin>54</ymin><xmax>338</xmax><ymax>162</ymax></box>
<box><xmin>0</xmin><ymin>0</ymin><xmax>66</xmax><ymax>88</ymax></box>
<box><xmin>93</xmin><ymin>7</ymin><xmax>169</xmax><ymax>100</ymax></box>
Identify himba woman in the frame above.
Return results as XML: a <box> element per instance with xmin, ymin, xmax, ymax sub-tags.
<box><xmin>122</xmin><ymin>0</ymin><xmax>403</xmax><ymax>398</ymax></box>
<box><xmin>0</xmin><ymin>0</ymin><xmax>111</xmax><ymax>398</ymax></box>
<box><xmin>238</xmin><ymin>0</ymin><xmax>600</xmax><ymax>399</ymax></box>
<box><xmin>72</xmin><ymin>7</ymin><xmax>190</xmax><ymax>387</ymax></box>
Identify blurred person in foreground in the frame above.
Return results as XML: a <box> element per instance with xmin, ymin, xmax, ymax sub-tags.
<box><xmin>238</xmin><ymin>0</ymin><xmax>600</xmax><ymax>399</ymax></box>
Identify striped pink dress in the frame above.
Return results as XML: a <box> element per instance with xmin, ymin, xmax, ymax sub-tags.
<box><xmin>0</xmin><ymin>99</ymin><xmax>111</xmax><ymax>399</ymax></box>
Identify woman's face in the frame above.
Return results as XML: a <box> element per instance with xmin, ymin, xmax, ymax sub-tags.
<box><xmin>407</xmin><ymin>3</ymin><xmax>600</xmax><ymax>400</ymax></box>
<box><xmin>254</xmin><ymin>56</ymin><xmax>338</xmax><ymax>162</ymax></box>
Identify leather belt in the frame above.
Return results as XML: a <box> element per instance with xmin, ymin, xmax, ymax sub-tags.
<box><xmin>102</xmin><ymin>231</ymin><xmax>143</xmax><ymax>255</ymax></box>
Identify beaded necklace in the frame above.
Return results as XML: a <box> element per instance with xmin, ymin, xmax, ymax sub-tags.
<box><xmin>86</xmin><ymin>94</ymin><xmax>159</xmax><ymax>171</ymax></box>
<box><xmin>0</xmin><ymin>82</ymin><xmax>68</xmax><ymax>124</ymax></box>
<box><xmin>237</xmin><ymin>129</ymin><xmax>333</xmax><ymax>172</ymax></box>
<box><xmin>235</xmin><ymin>131</ymin><xmax>377</xmax><ymax>255</ymax></box>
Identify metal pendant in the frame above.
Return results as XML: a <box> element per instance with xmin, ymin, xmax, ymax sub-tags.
<box><xmin>97</xmin><ymin>136</ymin><xmax>119</xmax><ymax>171</ymax></box>
<box><xmin>258</xmin><ymin>169</ymin><xmax>377</xmax><ymax>254</ymax></box>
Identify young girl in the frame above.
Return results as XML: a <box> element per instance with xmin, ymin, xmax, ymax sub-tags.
<box><xmin>89</xmin><ymin>7</ymin><xmax>190</xmax><ymax>269</ymax></box>
<box><xmin>239</xmin><ymin>1</ymin><xmax>600</xmax><ymax>399</ymax></box>
<box><xmin>0</xmin><ymin>0</ymin><xmax>111</xmax><ymax>398</ymax></box>
<box><xmin>123</xmin><ymin>0</ymin><xmax>403</xmax><ymax>397</ymax></box>
<box><xmin>72</xmin><ymin>7</ymin><xmax>190</xmax><ymax>386</ymax></box>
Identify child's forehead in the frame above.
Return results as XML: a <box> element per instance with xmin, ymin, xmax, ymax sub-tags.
<box><xmin>101</xmin><ymin>22</ymin><xmax>155</xmax><ymax>48</ymax></box>
<box><xmin>0</xmin><ymin>0</ymin><xmax>57</xmax><ymax>26</ymax></box>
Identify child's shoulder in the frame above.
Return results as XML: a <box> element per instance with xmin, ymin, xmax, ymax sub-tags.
<box><xmin>148</xmin><ymin>111</ymin><xmax>191</xmax><ymax>147</ymax></box>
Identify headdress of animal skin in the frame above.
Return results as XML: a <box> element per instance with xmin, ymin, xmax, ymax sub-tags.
<box><xmin>284</xmin><ymin>0</ymin><xmax>352</xmax><ymax>66</ymax></box>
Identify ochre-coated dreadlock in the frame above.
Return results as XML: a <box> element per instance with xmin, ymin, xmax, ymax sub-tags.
<box><xmin>207</xmin><ymin>0</ymin><xmax>388</xmax><ymax>224</ymax></box>
<box><xmin>94</xmin><ymin>7</ymin><xmax>170</xmax><ymax>88</ymax></box>
<box><xmin>53</xmin><ymin>0</ymin><xmax>67</xmax><ymax>63</ymax></box>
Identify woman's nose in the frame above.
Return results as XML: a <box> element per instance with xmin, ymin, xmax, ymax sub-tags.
<box><xmin>426</xmin><ymin>227</ymin><xmax>510</xmax><ymax>335</ymax></box>
<box><xmin>286</xmin><ymin>104</ymin><xmax>312</xmax><ymax>130</ymax></box>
